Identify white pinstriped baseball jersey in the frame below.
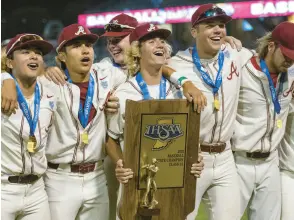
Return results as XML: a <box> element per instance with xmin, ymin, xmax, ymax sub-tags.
<box><xmin>169</xmin><ymin>44</ymin><xmax>254</xmax><ymax>150</ymax></box>
<box><xmin>107</xmin><ymin>76</ymin><xmax>182</xmax><ymax>148</ymax></box>
<box><xmin>279</xmin><ymin>65</ymin><xmax>294</xmax><ymax>172</ymax></box>
<box><xmin>1</xmin><ymin>80</ymin><xmax>56</xmax><ymax>176</ymax></box>
<box><xmin>43</xmin><ymin>63</ymin><xmax>126</xmax><ymax>164</ymax></box>
<box><xmin>231</xmin><ymin>57</ymin><xmax>293</xmax><ymax>153</ymax></box>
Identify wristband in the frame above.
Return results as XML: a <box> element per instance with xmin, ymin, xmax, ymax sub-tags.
<box><xmin>178</xmin><ymin>76</ymin><xmax>188</xmax><ymax>86</ymax></box>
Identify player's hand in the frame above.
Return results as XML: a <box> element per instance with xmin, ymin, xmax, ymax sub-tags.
<box><xmin>1</xmin><ymin>79</ymin><xmax>18</xmax><ymax>116</ymax></box>
<box><xmin>115</xmin><ymin>159</ymin><xmax>134</xmax><ymax>184</ymax></box>
<box><xmin>190</xmin><ymin>154</ymin><xmax>204</xmax><ymax>178</ymax></box>
<box><xmin>224</xmin><ymin>36</ymin><xmax>242</xmax><ymax>51</ymax></box>
<box><xmin>105</xmin><ymin>95</ymin><xmax>119</xmax><ymax>114</ymax></box>
<box><xmin>45</xmin><ymin>66</ymin><xmax>67</xmax><ymax>85</ymax></box>
<box><xmin>182</xmin><ymin>81</ymin><xmax>207</xmax><ymax>113</ymax></box>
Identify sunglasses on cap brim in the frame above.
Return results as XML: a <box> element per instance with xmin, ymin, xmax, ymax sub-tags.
<box><xmin>7</xmin><ymin>34</ymin><xmax>44</xmax><ymax>55</ymax></box>
<box><xmin>198</xmin><ymin>7</ymin><xmax>227</xmax><ymax>21</ymax></box>
<box><xmin>104</xmin><ymin>23</ymin><xmax>135</xmax><ymax>32</ymax></box>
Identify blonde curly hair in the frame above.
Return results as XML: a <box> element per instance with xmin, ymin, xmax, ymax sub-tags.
<box><xmin>256</xmin><ymin>32</ymin><xmax>275</xmax><ymax>59</ymax></box>
<box><xmin>125</xmin><ymin>41</ymin><xmax>141</xmax><ymax>77</ymax></box>
<box><xmin>1</xmin><ymin>45</ymin><xmax>11</xmax><ymax>73</ymax></box>
<box><xmin>124</xmin><ymin>40</ymin><xmax>171</xmax><ymax>77</ymax></box>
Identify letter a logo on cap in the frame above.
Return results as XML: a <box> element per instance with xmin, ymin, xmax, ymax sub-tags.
<box><xmin>112</xmin><ymin>20</ymin><xmax>119</xmax><ymax>24</ymax></box>
<box><xmin>75</xmin><ymin>26</ymin><xmax>86</xmax><ymax>35</ymax></box>
<box><xmin>147</xmin><ymin>24</ymin><xmax>156</xmax><ymax>32</ymax></box>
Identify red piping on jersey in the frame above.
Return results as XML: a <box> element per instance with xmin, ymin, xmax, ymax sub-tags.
<box><xmin>250</xmin><ymin>56</ymin><xmax>278</xmax><ymax>87</ymax></box>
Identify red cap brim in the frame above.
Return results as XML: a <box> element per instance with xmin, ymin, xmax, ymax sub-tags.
<box><xmin>57</xmin><ymin>34</ymin><xmax>99</xmax><ymax>52</ymax></box>
<box><xmin>280</xmin><ymin>45</ymin><xmax>294</xmax><ymax>61</ymax></box>
<box><xmin>137</xmin><ymin>29</ymin><xmax>171</xmax><ymax>42</ymax></box>
<box><xmin>193</xmin><ymin>15</ymin><xmax>232</xmax><ymax>26</ymax></box>
<box><xmin>8</xmin><ymin>40</ymin><xmax>53</xmax><ymax>56</ymax></box>
<box><xmin>101</xmin><ymin>31</ymin><xmax>131</xmax><ymax>37</ymax></box>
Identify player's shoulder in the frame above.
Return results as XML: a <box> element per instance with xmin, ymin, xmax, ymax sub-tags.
<box><xmin>92</xmin><ymin>60</ymin><xmax>124</xmax><ymax>78</ymax></box>
<box><xmin>169</xmin><ymin>48</ymin><xmax>193</xmax><ymax>71</ymax></box>
<box><xmin>38</xmin><ymin>75</ymin><xmax>59</xmax><ymax>91</ymax></box>
<box><xmin>222</xmin><ymin>43</ymin><xmax>255</xmax><ymax>60</ymax></box>
<box><xmin>113</xmin><ymin>76</ymin><xmax>142</xmax><ymax>106</ymax></box>
<box><xmin>171</xmin><ymin>48</ymin><xmax>193</xmax><ymax>63</ymax></box>
<box><xmin>115</xmin><ymin>77</ymin><xmax>140</xmax><ymax>95</ymax></box>
<box><xmin>37</xmin><ymin>80</ymin><xmax>57</xmax><ymax>111</ymax></box>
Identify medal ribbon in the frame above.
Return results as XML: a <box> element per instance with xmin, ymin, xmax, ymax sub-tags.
<box><xmin>192</xmin><ymin>45</ymin><xmax>225</xmax><ymax>95</ymax></box>
<box><xmin>65</xmin><ymin>69</ymin><xmax>95</xmax><ymax>128</ymax></box>
<box><xmin>260</xmin><ymin>60</ymin><xmax>281</xmax><ymax>114</ymax></box>
<box><xmin>135</xmin><ymin>72</ymin><xmax>166</xmax><ymax>100</ymax></box>
<box><xmin>12</xmin><ymin>76</ymin><xmax>40</xmax><ymax>137</ymax></box>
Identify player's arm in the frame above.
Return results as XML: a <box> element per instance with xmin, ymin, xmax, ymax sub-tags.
<box><xmin>105</xmin><ymin>135</ymin><xmax>123</xmax><ymax>164</ymax></box>
<box><xmin>106</xmin><ymin>91</ymin><xmax>134</xmax><ymax>184</ymax></box>
<box><xmin>106</xmin><ymin>136</ymin><xmax>134</xmax><ymax>184</ymax></box>
<box><xmin>162</xmin><ymin>66</ymin><xmax>207</xmax><ymax>113</ymax></box>
<box><xmin>44</xmin><ymin>66</ymin><xmax>67</xmax><ymax>85</ymax></box>
<box><xmin>1</xmin><ymin>73</ymin><xmax>18</xmax><ymax>116</ymax></box>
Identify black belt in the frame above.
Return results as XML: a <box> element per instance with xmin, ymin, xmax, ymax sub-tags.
<box><xmin>200</xmin><ymin>142</ymin><xmax>226</xmax><ymax>153</ymax></box>
<box><xmin>48</xmin><ymin>162</ymin><xmax>100</xmax><ymax>174</ymax></box>
<box><xmin>8</xmin><ymin>174</ymin><xmax>39</xmax><ymax>184</ymax></box>
<box><xmin>246</xmin><ymin>152</ymin><xmax>270</xmax><ymax>159</ymax></box>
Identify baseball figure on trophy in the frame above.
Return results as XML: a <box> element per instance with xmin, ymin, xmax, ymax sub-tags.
<box><xmin>141</xmin><ymin>158</ymin><xmax>159</xmax><ymax>209</ymax></box>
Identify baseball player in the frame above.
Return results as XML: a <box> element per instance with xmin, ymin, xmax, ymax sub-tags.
<box><xmin>279</xmin><ymin>73</ymin><xmax>294</xmax><ymax>220</ymax></box>
<box><xmin>166</xmin><ymin>4</ymin><xmax>254</xmax><ymax>220</ymax></box>
<box><xmin>1</xmin><ymin>24</ymin><xmax>127</xmax><ymax>220</ymax></box>
<box><xmin>99</xmin><ymin>14</ymin><xmax>139</xmax><ymax>219</ymax></box>
<box><xmin>105</xmin><ymin>23</ymin><xmax>204</xmax><ymax>218</ymax></box>
<box><xmin>278</xmin><ymin>64</ymin><xmax>294</xmax><ymax>220</ymax></box>
<box><xmin>1</xmin><ymin>33</ymin><xmax>54</xmax><ymax>220</ymax></box>
<box><xmin>231</xmin><ymin>22</ymin><xmax>294</xmax><ymax>220</ymax></box>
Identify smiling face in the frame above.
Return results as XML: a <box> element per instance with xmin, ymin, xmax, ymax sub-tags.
<box><xmin>139</xmin><ymin>37</ymin><xmax>167</xmax><ymax>69</ymax></box>
<box><xmin>191</xmin><ymin>20</ymin><xmax>226</xmax><ymax>55</ymax></box>
<box><xmin>107</xmin><ymin>35</ymin><xmax>130</xmax><ymax>65</ymax></box>
<box><xmin>59</xmin><ymin>39</ymin><xmax>94</xmax><ymax>75</ymax></box>
<box><xmin>7</xmin><ymin>46</ymin><xmax>44</xmax><ymax>80</ymax></box>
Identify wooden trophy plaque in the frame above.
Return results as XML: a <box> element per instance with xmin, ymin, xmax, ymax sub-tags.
<box><xmin>118</xmin><ymin>99</ymin><xmax>200</xmax><ymax>220</ymax></box>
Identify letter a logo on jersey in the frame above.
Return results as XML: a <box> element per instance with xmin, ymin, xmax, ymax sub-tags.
<box><xmin>147</xmin><ymin>24</ymin><xmax>156</xmax><ymax>32</ymax></box>
<box><xmin>75</xmin><ymin>26</ymin><xmax>86</xmax><ymax>36</ymax></box>
<box><xmin>227</xmin><ymin>61</ymin><xmax>239</xmax><ymax>80</ymax></box>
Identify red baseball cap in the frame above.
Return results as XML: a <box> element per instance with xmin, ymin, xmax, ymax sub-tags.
<box><xmin>6</xmin><ymin>34</ymin><xmax>53</xmax><ymax>56</ymax></box>
<box><xmin>129</xmin><ymin>23</ymin><xmax>171</xmax><ymax>43</ymax></box>
<box><xmin>101</xmin><ymin>13</ymin><xmax>138</xmax><ymax>37</ymax></box>
<box><xmin>272</xmin><ymin>22</ymin><xmax>294</xmax><ymax>61</ymax></box>
<box><xmin>56</xmin><ymin>24</ymin><xmax>99</xmax><ymax>52</ymax></box>
<box><xmin>191</xmin><ymin>4</ymin><xmax>232</xmax><ymax>27</ymax></box>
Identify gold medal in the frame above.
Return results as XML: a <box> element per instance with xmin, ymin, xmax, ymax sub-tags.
<box><xmin>27</xmin><ymin>136</ymin><xmax>36</xmax><ymax>153</ymax></box>
<box><xmin>82</xmin><ymin>132</ymin><xmax>89</xmax><ymax>144</ymax></box>
<box><xmin>214</xmin><ymin>98</ymin><xmax>220</xmax><ymax>110</ymax></box>
<box><xmin>277</xmin><ymin>119</ymin><xmax>282</xmax><ymax>128</ymax></box>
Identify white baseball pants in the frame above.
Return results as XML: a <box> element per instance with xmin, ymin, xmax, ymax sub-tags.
<box><xmin>104</xmin><ymin>156</ymin><xmax>119</xmax><ymax>220</ymax></box>
<box><xmin>280</xmin><ymin>169</ymin><xmax>294</xmax><ymax>220</ymax></box>
<box><xmin>234</xmin><ymin>150</ymin><xmax>281</xmax><ymax>220</ymax></box>
<box><xmin>187</xmin><ymin>150</ymin><xmax>240</xmax><ymax>220</ymax></box>
<box><xmin>44</xmin><ymin>163</ymin><xmax>109</xmax><ymax>220</ymax></box>
<box><xmin>1</xmin><ymin>178</ymin><xmax>51</xmax><ymax>220</ymax></box>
